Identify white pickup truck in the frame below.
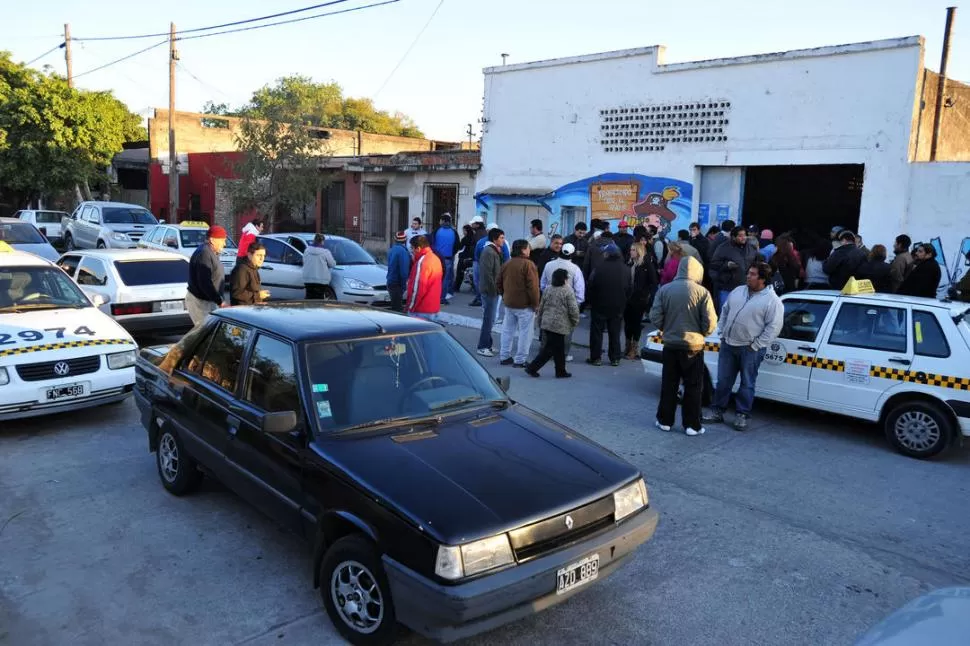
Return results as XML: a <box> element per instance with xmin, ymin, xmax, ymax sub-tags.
<box><xmin>62</xmin><ymin>201</ymin><xmax>158</xmax><ymax>250</ymax></box>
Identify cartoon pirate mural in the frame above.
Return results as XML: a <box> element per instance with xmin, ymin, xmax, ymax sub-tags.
<box><xmin>631</xmin><ymin>186</ymin><xmax>681</xmax><ymax>238</ymax></box>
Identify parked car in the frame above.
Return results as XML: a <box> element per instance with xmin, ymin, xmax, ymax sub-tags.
<box><xmin>855</xmin><ymin>587</ymin><xmax>970</xmax><ymax>645</ymax></box>
<box><xmin>138</xmin><ymin>221</ymin><xmax>238</xmax><ymax>268</ymax></box>
<box><xmin>14</xmin><ymin>209</ymin><xmax>70</xmax><ymax>245</ymax></box>
<box><xmin>62</xmin><ymin>201</ymin><xmax>158</xmax><ymax>250</ymax></box>
<box><xmin>256</xmin><ymin>233</ymin><xmax>391</xmax><ymax>305</ymax></box>
<box><xmin>134</xmin><ymin>303</ymin><xmax>658</xmax><ymax>644</ymax></box>
<box><xmin>0</xmin><ymin>217</ymin><xmax>60</xmax><ymax>262</ymax></box>
<box><xmin>641</xmin><ymin>290</ymin><xmax>970</xmax><ymax>459</ymax></box>
<box><xmin>56</xmin><ymin>249</ymin><xmax>192</xmax><ymax>334</ymax></box>
<box><xmin>0</xmin><ymin>242</ymin><xmax>137</xmax><ymax>421</ymax></box>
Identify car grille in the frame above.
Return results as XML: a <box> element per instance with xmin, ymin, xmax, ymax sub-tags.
<box><xmin>127</xmin><ymin>231</ymin><xmax>146</xmax><ymax>241</ymax></box>
<box><xmin>15</xmin><ymin>355</ymin><xmax>102</xmax><ymax>382</ymax></box>
<box><xmin>508</xmin><ymin>495</ymin><xmax>615</xmax><ymax>561</ymax></box>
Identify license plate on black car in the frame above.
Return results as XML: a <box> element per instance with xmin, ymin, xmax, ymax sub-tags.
<box><xmin>556</xmin><ymin>553</ymin><xmax>599</xmax><ymax>594</ymax></box>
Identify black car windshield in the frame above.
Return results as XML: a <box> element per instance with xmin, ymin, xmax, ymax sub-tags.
<box><xmin>102</xmin><ymin>208</ymin><xmax>158</xmax><ymax>225</ymax></box>
<box><xmin>0</xmin><ymin>222</ymin><xmax>46</xmax><ymax>244</ymax></box>
<box><xmin>305</xmin><ymin>330</ymin><xmax>507</xmax><ymax>434</ymax></box>
<box><xmin>179</xmin><ymin>229</ymin><xmax>208</xmax><ymax>248</ymax></box>
<box><xmin>324</xmin><ymin>239</ymin><xmax>376</xmax><ymax>265</ymax></box>
<box><xmin>114</xmin><ymin>259</ymin><xmax>189</xmax><ymax>286</ymax></box>
<box><xmin>0</xmin><ymin>266</ymin><xmax>92</xmax><ymax>312</ymax></box>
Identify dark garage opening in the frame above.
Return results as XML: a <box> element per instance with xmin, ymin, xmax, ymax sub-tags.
<box><xmin>741</xmin><ymin>164</ymin><xmax>863</xmax><ymax>248</ymax></box>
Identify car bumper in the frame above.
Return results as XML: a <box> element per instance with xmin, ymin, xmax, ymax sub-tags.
<box><xmin>339</xmin><ymin>289</ymin><xmax>392</xmax><ymax>307</ymax></box>
<box><xmin>640</xmin><ymin>346</ymin><xmax>663</xmax><ymax>378</ymax></box>
<box><xmin>115</xmin><ymin>313</ymin><xmax>193</xmax><ymax>335</ymax></box>
<box><xmin>383</xmin><ymin>506</ymin><xmax>658</xmax><ymax>643</ymax></box>
<box><xmin>0</xmin><ymin>376</ymin><xmax>134</xmax><ymax>421</ymax></box>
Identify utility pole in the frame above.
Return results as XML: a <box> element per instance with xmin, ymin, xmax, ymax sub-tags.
<box><xmin>930</xmin><ymin>6</ymin><xmax>957</xmax><ymax>161</ymax></box>
<box><xmin>168</xmin><ymin>23</ymin><xmax>179</xmax><ymax>221</ymax></box>
<box><xmin>63</xmin><ymin>24</ymin><xmax>73</xmax><ymax>88</ymax></box>
<box><xmin>466</xmin><ymin>123</ymin><xmax>474</xmax><ymax>149</ymax></box>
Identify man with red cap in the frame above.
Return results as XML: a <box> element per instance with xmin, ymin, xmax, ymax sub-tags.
<box><xmin>405</xmin><ymin>235</ymin><xmax>443</xmax><ymax>320</ymax></box>
<box><xmin>615</xmin><ymin>219</ymin><xmax>634</xmax><ymax>262</ymax></box>
<box><xmin>187</xmin><ymin>225</ymin><xmax>228</xmax><ymax>326</ymax></box>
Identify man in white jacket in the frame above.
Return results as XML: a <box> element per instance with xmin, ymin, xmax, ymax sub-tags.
<box><xmin>702</xmin><ymin>261</ymin><xmax>784</xmax><ymax>431</ymax></box>
<box><xmin>302</xmin><ymin>234</ymin><xmax>337</xmax><ymax>299</ymax></box>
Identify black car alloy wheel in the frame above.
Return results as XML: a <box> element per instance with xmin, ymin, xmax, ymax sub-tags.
<box><xmin>155</xmin><ymin>429</ymin><xmax>202</xmax><ymax>495</ymax></box>
<box><xmin>320</xmin><ymin>535</ymin><xmax>397</xmax><ymax>645</ymax></box>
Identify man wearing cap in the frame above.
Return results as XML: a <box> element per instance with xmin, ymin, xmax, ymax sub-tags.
<box><xmin>615</xmin><ymin>220</ymin><xmax>634</xmax><ymax>262</ymax></box>
<box><xmin>758</xmin><ymin>229</ymin><xmax>776</xmax><ymax>263</ymax></box>
<box><xmin>386</xmin><ymin>231</ymin><xmax>412</xmax><ymax>313</ymax></box>
<box><xmin>430</xmin><ymin>213</ymin><xmax>459</xmax><ymax>303</ymax></box>
<box><xmin>186</xmin><ymin>225</ymin><xmax>228</xmax><ymax>326</ymax></box>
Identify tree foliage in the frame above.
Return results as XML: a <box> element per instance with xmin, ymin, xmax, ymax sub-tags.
<box><xmin>0</xmin><ymin>52</ymin><xmax>146</xmax><ymax>206</ymax></box>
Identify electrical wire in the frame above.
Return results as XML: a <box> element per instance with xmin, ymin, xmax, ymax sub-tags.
<box><xmin>24</xmin><ymin>44</ymin><xmax>64</xmax><ymax>66</ymax></box>
<box><xmin>373</xmin><ymin>0</ymin><xmax>443</xmax><ymax>98</ymax></box>
<box><xmin>72</xmin><ymin>39</ymin><xmax>168</xmax><ymax>80</ymax></box>
<box><xmin>176</xmin><ymin>0</ymin><xmax>400</xmax><ymax>41</ymax></box>
<box><xmin>177</xmin><ymin>62</ymin><xmax>232</xmax><ymax>100</ymax></box>
<box><xmin>73</xmin><ymin>0</ymin><xmax>353</xmax><ymax>41</ymax></box>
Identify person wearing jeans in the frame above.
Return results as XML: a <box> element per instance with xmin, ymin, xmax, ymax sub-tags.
<box><xmin>703</xmin><ymin>262</ymin><xmax>784</xmax><ymax>431</ymax></box>
<box><xmin>497</xmin><ymin>239</ymin><xmax>541</xmax><ymax>367</ymax></box>
<box><xmin>476</xmin><ymin>228</ymin><xmax>505</xmax><ymax>356</ymax></box>
<box><xmin>585</xmin><ymin>243</ymin><xmax>630</xmax><ymax>366</ymax></box>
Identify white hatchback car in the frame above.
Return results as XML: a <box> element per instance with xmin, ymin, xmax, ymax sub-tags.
<box><xmin>641</xmin><ymin>290</ymin><xmax>970</xmax><ymax>459</ymax></box>
<box><xmin>138</xmin><ymin>221</ymin><xmax>238</xmax><ymax>266</ymax></box>
<box><xmin>56</xmin><ymin>249</ymin><xmax>192</xmax><ymax>335</ymax></box>
<box><xmin>0</xmin><ymin>243</ymin><xmax>137</xmax><ymax>421</ymax></box>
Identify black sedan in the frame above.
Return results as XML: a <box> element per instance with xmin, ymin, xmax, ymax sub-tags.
<box><xmin>134</xmin><ymin>302</ymin><xmax>658</xmax><ymax>644</ymax></box>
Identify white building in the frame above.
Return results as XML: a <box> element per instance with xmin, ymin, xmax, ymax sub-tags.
<box><xmin>476</xmin><ymin>36</ymin><xmax>970</xmax><ymax>291</ymax></box>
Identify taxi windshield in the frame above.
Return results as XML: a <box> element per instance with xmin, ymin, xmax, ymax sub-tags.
<box><xmin>0</xmin><ymin>222</ymin><xmax>46</xmax><ymax>244</ymax></box>
<box><xmin>305</xmin><ymin>330</ymin><xmax>507</xmax><ymax>434</ymax></box>
<box><xmin>0</xmin><ymin>266</ymin><xmax>91</xmax><ymax>312</ymax></box>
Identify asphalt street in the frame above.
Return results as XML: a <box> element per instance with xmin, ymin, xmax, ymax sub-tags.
<box><xmin>1</xmin><ymin>324</ymin><xmax>969</xmax><ymax>646</ymax></box>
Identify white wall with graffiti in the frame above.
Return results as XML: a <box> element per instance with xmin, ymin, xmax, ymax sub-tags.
<box><xmin>906</xmin><ymin>162</ymin><xmax>970</xmax><ymax>295</ymax></box>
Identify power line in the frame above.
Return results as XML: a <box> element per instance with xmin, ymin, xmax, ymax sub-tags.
<box><xmin>374</xmin><ymin>0</ymin><xmax>444</xmax><ymax>98</ymax></box>
<box><xmin>72</xmin><ymin>39</ymin><xmax>168</xmax><ymax>80</ymax></box>
<box><xmin>24</xmin><ymin>43</ymin><xmax>65</xmax><ymax>66</ymax></box>
<box><xmin>73</xmin><ymin>0</ymin><xmax>353</xmax><ymax>41</ymax></box>
<box><xmin>177</xmin><ymin>62</ymin><xmax>232</xmax><ymax>100</ymax></box>
<box><xmin>176</xmin><ymin>0</ymin><xmax>401</xmax><ymax>41</ymax></box>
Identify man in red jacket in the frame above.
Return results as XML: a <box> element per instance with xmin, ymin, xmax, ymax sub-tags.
<box><xmin>406</xmin><ymin>235</ymin><xmax>443</xmax><ymax>320</ymax></box>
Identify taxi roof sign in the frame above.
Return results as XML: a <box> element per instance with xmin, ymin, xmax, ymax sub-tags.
<box><xmin>180</xmin><ymin>221</ymin><xmax>209</xmax><ymax>228</ymax></box>
<box><xmin>0</xmin><ymin>241</ymin><xmax>13</xmax><ymax>252</ymax></box>
<box><xmin>841</xmin><ymin>277</ymin><xmax>876</xmax><ymax>295</ymax></box>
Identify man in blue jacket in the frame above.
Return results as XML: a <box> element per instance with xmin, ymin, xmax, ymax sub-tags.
<box><xmin>430</xmin><ymin>213</ymin><xmax>459</xmax><ymax>304</ymax></box>
<box><xmin>386</xmin><ymin>231</ymin><xmax>411</xmax><ymax>313</ymax></box>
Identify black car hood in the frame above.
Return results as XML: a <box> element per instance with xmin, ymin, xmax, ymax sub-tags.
<box><xmin>314</xmin><ymin>405</ymin><xmax>639</xmax><ymax>545</ymax></box>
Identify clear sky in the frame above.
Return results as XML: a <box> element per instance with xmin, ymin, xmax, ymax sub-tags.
<box><xmin>5</xmin><ymin>0</ymin><xmax>967</xmax><ymax>142</ymax></box>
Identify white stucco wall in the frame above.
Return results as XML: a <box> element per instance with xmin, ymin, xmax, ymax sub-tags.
<box><xmin>361</xmin><ymin>170</ymin><xmax>477</xmax><ymax>234</ymax></box>
<box><xmin>478</xmin><ymin>37</ymin><xmax>925</xmax><ymax>242</ymax></box>
<box><xmin>904</xmin><ymin>162</ymin><xmax>970</xmax><ymax>289</ymax></box>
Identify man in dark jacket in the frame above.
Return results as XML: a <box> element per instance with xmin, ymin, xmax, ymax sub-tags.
<box><xmin>476</xmin><ymin>228</ymin><xmax>506</xmax><ymax>356</ymax></box>
<box><xmin>689</xmin><ymin>221</ymin><xmax>711</xmax><ymax>266</ymax></box>
<box><xmin>898</xmin><ymin>243</ymin><xmax>942</xmax><ymax>298</ymax></box>
<box><xmin>614</xmin><ymin>220</ymin><xmax>634</xmax><ymax>261</ymax></box>
<box><xmin>385</xmin><ymin>231</ymin><xmax>411</xmax><ymax>312</ymax></box>
<box><xmin>430</xmin><ymin>213</ymin><xmax>459</xmax><ymax>304</ymax></box>
<box><xmin>823</xmin><ymin>229</ymin><xmax>867</xmax><ymax>290</ymax></box>
<box><xmin>710</xmin><ymin>226</ymin><xmax>757</xmax><ymax>306</ymax></box>
<box><xmin>229</xmin><ymin>242</ymin><xmax>269</xmax><ymax>305</ymax></box>
<box><xmin>583</xmin><ymin>229</ymin><xmax>614</xmax><ymax>280</ymax></box>
<box><xmin>535</xmin><ymin>234</ymin><xmax>563</xmax><ymax>279</ymax></box>
<box><xmin>856</xmin><ymin>245</ymin><xmax>892</xmax><ymax>293</ymax></box>
<box><xmin>708</xmin><ymin>219</ymin><xmax>735</xmax><ymax>258</ymax></box>
<box><xmin>564</xmin><ymin>221</ymin><xmax>589</xmax><ymax>270</ymax></box>
<box><xmin>586</xmin><ymin>243</ymin><xmax>631</xmax><ymax>366</ymax></box>
<box><xmin>186</xmin><ymin>224</ymin><xmax>228</xmax><ymax>326</ymax></box>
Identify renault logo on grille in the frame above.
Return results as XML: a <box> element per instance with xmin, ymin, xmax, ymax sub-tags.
<box><xmin>564</xmin><ymin>515</ymin><xmax>574</xmax><ymax>530</ymax></box>
<box><xmin>53</xmin><ymin>361</ymin><xmax>70</xmax><ymax>377</ymax></box>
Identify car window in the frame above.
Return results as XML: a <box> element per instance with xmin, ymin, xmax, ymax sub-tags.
<box><xmin>259</xmin><ymin>238</ymin><xmax>288</xmax><ymax>263</ymax></box>
<box><xmin>163</xmin><ymin>229</ymin><xmax>179</xmax><ymax>248</ymax></box>
<box><xmin>82</xmin><ymin>206</ymin><xmax>99</xmax><ymax>223</ymax></box>
<box><xmin>102</xmin><ymin>207</ymin><xmax>157</xmax><ymax>225</ymax></box>
<box><xmin>188</xmin><ymin>322</ymin><xmax>251</xmax><ymax>392</ymax></box>
<box><xmin>779</xmin><ymin>299</ymin><xmax>832</xmax><ymax>342</ymax></box>
<box><xmin>829</xmin><ymin>303</ymin><xmax>908</xmax><ymax>353</ymax></box>
<box><xmin>325</xmin><ymin>239</ymin><xmax>376</xmax><ymax>265</ymax></box>
<box><xmin>114</xmin><ymin>259</ymin><xmax>189</xmax><ymax>286</ymax></box>
<box><xmin>913</xmin><ymin>310</ymin><xmax>949</xmax><ymax>358</ymax></box>
<box><xmin>34</xmin><ymin>211</ymin><xmax>65</xmax><ymax>224</ymax></box>
<box><xmin>57</xmin><ymin>255</ymin><xmax>82</xmax><ymax>277</ymax></box>
<box><xmin>244</xmin><ymin>335</ymin><xmax>300</xmax><ymax>413</ymax></box>
<box><xmin>0</xmin><ymin>221</ymin><xmax>46</xmax><ymax>244</ymax></box>
<box><xmin>287</xmin><ymin>237</ymin><xmax>308</xmax><ymax>253</ymax></box>
<box><xmin>145</xmin><ymin>227</ymin><xmax>162</xmax><ymax>244</ymax></box>
<box><xmin>77</xmin><ymin>257</ymin><xmax>109</xmax><ymax>286</ymax></box>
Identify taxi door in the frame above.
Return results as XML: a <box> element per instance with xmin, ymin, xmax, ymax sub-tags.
<box><xmin>809</xmin><ymin>299</ymin><xmax>914</xmax><ymax>417</ymax></box>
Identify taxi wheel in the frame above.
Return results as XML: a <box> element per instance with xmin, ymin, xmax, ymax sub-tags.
<box><xmin>884</xmin><ymin>401</ymin><xmax>954</xmax><ymax>459</ymax></box>
<box><xmin>320</xmin><ymin>535</ymin><xmax>398</xmax><ymax>646</ymax></box>
<box><xmin>156</xmin><ymin>429</ymin><xmax>202</xmax><ymax>495</ymax></box>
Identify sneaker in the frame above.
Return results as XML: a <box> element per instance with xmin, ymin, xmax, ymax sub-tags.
<box><xmin>701</xmin><ymin>409</ymin><xmax>724</xmax><ymax>424</ymax></box>
<box><xmin>513</xmin><ymin>362</ymin><xmax>527</xmax><ymax>368</ymax></box>
<box><xmin>566</xmin><ymin>355</ymin><xmax>574</xmax><ymax>362</ymax></box>
<box><xmin>733</xmin><ymin>414</ymin><xmax>750</xmax><ymax>431</ymax></box>
<box><xmin>555</xmin><ymin>372</ymin><xmax>572</xmax><ymax>378</ymax></box>
<box><xmin>444</xmin><ymin>293</ymin><xmax>453</xmax><ymax>301</ymax></box>
<box><xmin>685</xmin><ymin>427</ymin><xmax>707</xmax><ymax>436</ymax></box>
<box><xmin>586</xmin><ymin>358</ymin><xmax>602</xmax><ymax>366</ymax></box>
<box><xmin>655</xmin><ymin>420</ymin><xmax>673</xmax><ymax>432</ymax></box>
<box><xmin>499</xmin><ymin>358</ymin><xmax>514</xmax><ymax>365</ymax></box>
<box><xmin>525</xmin><ymin>368</ymin><xmax>540</xmax><ymax>378</ymax></box>
<box><xmin>470</xmin><ymin>299</ymin><xmax>482</xmax><ymax>307</ymax></box>
<box><xmin>477</xmin><ymin>348</ymin><xmax>495</xmax><ymax>357</ymax></box>
<box><xmin>610</xmin><ymin>359</ymin><xmax>621</xmax><ymax>367</ymax></box>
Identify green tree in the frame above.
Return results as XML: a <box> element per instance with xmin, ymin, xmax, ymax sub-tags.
<box><xmin>0</xmin><ymin>52</ymin><xmax>146</xmax><ymax>208</ymax></box>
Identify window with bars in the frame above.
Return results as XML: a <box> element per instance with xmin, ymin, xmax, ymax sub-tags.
<box><xmin>323</xmin><ymin>181</ymin><xmax>345</xmax><ymax>232</ymax></box>
<box><xmin>362</xmin><ymin>183</ymin><xmax>388</xmax><ymax>239</ymax></box>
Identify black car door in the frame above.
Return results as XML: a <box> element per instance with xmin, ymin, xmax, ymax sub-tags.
<box><xmin>169</xmin><ymin>320</ymin><xmax>253</xmax><ymax>482</ymax></box>
<box><xmin>223</xmin><ymin>333</ymin><xmax>306</xmax><ymax>535</ymax></box>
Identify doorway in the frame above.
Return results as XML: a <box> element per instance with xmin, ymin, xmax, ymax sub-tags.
<box><xmin>424</xmin><ymin>183</ymin><xmax>458</xmax><ymax>230</ymax></box>
<box><xmin>391</xmin><ymin>197</ymin><xmax>409</xmax><ymax>234</ymax></box>
<box><xmin>741</xmin><ymin>164</ymin><xmax>863</xmax><ymax>248</ymax></box>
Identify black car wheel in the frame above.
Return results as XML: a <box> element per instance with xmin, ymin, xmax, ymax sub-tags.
<box><xmin>64</xmin><ymin>233</ymin><xmax>75</xmax><ymax>251</ymax></box>
<box><xmin>156</xmin><ymin>429</ymin><xmax>202</xmax><ymax>495</ymax></box>
<box><xmin>320</xmin><ymin>535</ymin><xmax>398</xmax><ymax>645</ymax></box>
<box><xmin>96</xmin><ymin>240</ymin><xmax>106</xmax><ymax>249</ymax></box>
<box><xmin>321</xmin><ymin>286</ymin><xmax>337</xmax><ymax>301</ymax></box>
<box><xmin>884</xmin><ymin>400</ymin><xmax>954</xmax><ymax>459</ymax></box>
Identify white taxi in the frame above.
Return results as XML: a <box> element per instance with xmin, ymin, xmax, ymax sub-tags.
<box><xmin>641</xmin><ymin>282</ymin><xmax>970</xmax><ymax>459</ymax></box>
<box><xmin>56</xmin><ymin>249</ymin><xmax>192</xmax><ymax>335</ymax></box>
<box><xmin>138</xmin><ymin>221</ymin><xmax>237</xmax><ymax>268</ymax></box>
<box><xmin>0</xmin><ymin>243</ymin><xmax>138</xmax><ymax>421</ymax></box>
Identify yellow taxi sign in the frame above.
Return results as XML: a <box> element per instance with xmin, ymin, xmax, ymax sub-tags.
<box><xmin>0</xmin><ymin>241</ymin><xmax>12</xmax><ymax>252</ymax></box>
<box><xmin>841</xmin><ymin>277</ymin><xmax>876</xmax><ymax>295</ymax></box>
<box><xmin>180</xmin><ymin>221</ymin><xmax>209</xmax><ymax>228</ymax></box>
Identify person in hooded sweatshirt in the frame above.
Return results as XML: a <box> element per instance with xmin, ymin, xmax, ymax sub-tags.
<box><xmin>302</xmin><ymin>233</ymin><xmax>337</xmax><ymax>300</ymax></box>
<box><xmin>526</xmin><ymin>268</ymin><xmax>579</xmax><ymax>379</ymax></box>
<box><xmin>649</xmin><ymin>256</ymin><xmax>717</xmax><ymax>436</ymax></box>
<box><xmin>586</xmin><ymin>242</ymin><xmax>631</xmax><ymax>366</ymax></box>
<box><xmin>236</xmin><ymin>218</ymin><xmax>263</xmax><ymax>259</ymax></box>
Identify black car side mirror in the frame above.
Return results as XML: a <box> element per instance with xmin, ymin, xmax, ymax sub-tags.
<box><xmin>262</xmin><ymin>410</ymin><xmax>299</xmax><ymax>434</ymax></box>
<box><xmin>497</xmin><ymin>376</ymin><xmax>511</xmax><ymax>392</ymax></box>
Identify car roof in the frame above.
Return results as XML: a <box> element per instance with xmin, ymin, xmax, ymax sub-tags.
<box><xmin>262</xmin><ymin>232</ymin><xmax>350</xmax><ymax>242</ymax></box>
<box><xmin>62</xmin><ymin>249</ymin><xmax>189</xmax><ymax>261</ymax></box>
<box><xmin>76</xmin><ymin>201</ymin><xmax>152</xmax><ymax>209</ymax></box>
<box><xmin>0</xmin><ymin>247</ymin><xmax>55</xmax><ymax>267</ymax></box>
<box><xmin>212</xmin><ymin>302</ymin><xmax>439</xmax><ymax>342</ymax></box>
<box><xmin>791</xmin><ymin>290</ymin><xmax>969</xmax><ymax>317</ymax></box>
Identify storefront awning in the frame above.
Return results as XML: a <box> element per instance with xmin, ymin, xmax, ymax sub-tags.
<box><xmin>475</xmin><ymin>186</ymin><xmax>554</xmax><ymax>198</ymax></box>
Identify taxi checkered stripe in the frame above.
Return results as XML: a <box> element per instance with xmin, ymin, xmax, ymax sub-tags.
<box><xmin>646</xmin><ymin>334</ymin><xmax>719</xmax><ymax>352</ymax></box>
<box><xmin>0</xmin><ymin>338</ymin><xmax>133</xmax><ymax>358</ymax></box>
